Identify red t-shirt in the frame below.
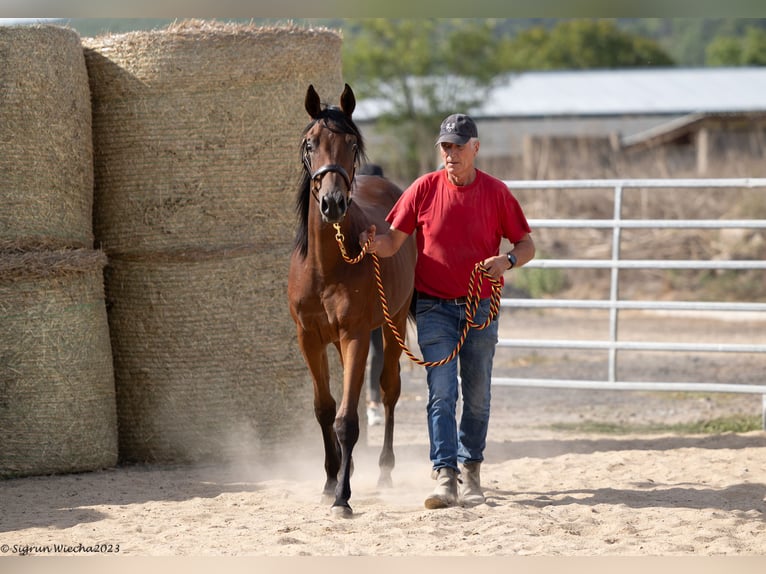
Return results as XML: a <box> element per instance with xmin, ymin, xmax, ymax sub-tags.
<box><xmin>387</xmin><ymin>169</ymin><xmax>531</xmax><ymax>299</ymax></box>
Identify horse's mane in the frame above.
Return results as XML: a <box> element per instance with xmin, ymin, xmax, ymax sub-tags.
<box><xmin>294</xmin><ymin>106</ymin><xmax>367</xmax><ymax>258</ymax></box>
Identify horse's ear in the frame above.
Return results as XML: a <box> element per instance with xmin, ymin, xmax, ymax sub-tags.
<box><xmin>305</xmin><ymin>84</ymin><xmax>322</xmax><ymax>119</ymax></box>
<box><xmin>340</xmin><ymin>83</ymin><xmax>355</xmax><ymax>118</ymax></box>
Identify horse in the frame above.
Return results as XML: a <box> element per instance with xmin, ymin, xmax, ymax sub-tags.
<box><xmin>287</xmin><ymin>84</ymin><xmax>416</xmax><ymax>517</ymax></box>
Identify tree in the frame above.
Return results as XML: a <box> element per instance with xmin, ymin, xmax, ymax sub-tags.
<box><xmin>342</xmin><ymin>19</ymin><xmax>505</xmax><ymax>180</ymax></box>
<box><xmin>706</xmin><ymin>26</ymin><xmax>766</xmax><ymax>66</ymax></box>
<box><xmin>498</xmin><ymin>20</ymin><xmax>674</xmax><ymax>70</ymax></box>
<box><xmin>342</xmin><ymin>19</ymin><xmax>674</xmax><ymax>181</ymax></box>
<box><xmin>706</xmin><ymin>36</ymin><xmax>745</xmax><ymax>66</ymax></box>
<box><xmin>742</xmin><ymin>27</ymin><xmax>766</xmax><ymax>65</ymax></box>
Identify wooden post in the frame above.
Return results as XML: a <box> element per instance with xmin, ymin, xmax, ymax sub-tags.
<box><xmin>696</xmin><ymin>126</ymin><xmax>709</xmax><ymax>175</ymax></box>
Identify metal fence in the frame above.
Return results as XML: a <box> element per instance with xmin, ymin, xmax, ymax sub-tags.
<box><xmin>496</xmin><ymin>178</ymin><xmax>766</xmax><ymax>428</ymax></box>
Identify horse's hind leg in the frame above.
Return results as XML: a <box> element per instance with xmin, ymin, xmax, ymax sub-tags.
<box><xmin>377</xmin><ymin>314</ymin><xmax>405</xmax><ymax>488</ymax></box>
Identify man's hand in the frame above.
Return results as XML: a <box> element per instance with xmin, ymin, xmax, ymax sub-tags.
<box><xmin>481</xmin><ymin>254</ymin><xmax>511</xmax><ymax>280</ymax></box>
<box><xmin>360</xmin><ymin>224</ymin><xmax>377</xmax><ymax>252</ymax></box>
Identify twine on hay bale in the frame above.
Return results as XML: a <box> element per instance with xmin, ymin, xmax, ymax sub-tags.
<box><xmin>0</xmin><ymin>25</ymin><xmax>94</xmax><ymax>250</ymax></box>
<box><xmin>0</xmin><ymin>250</ymin><xmax>117</xmax><ymax>479</ymax></box>
<box><xmin>105</xmin><ymin>249</ymin><xmax>313</xmax><ymax>463</ymax></box>
<box><xmin>84</xmin><ymin>20</ymin><xmax>344</xmax><ymax>255</ymax></box>
<box><xmin>83</xmin><ymin>21</ymin><xmax>344</xmax><ymax>462</ymax></box>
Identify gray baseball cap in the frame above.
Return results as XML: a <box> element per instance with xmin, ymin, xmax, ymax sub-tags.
<box><xmin>436</xmin><ymin>113</ymin><xmax>478</xmax><ymax>145</ymax></box>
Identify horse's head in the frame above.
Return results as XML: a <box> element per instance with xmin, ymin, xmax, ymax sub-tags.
<box><xmin>301</xmin><ymin>83</ymin><xmax>363</xmax><ymax>224</ymax></box>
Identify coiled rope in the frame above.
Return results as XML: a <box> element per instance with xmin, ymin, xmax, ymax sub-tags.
<box><xmin>333</xmin><ymin>223</ymin><xmax>502</xmax><ymax>367</ymax></box>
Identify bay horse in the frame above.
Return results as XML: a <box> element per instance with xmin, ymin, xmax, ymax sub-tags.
<box><xmin>287</xmin><ymin>84</ymin><xmax>416</xmax><ymax>517</ymax></box>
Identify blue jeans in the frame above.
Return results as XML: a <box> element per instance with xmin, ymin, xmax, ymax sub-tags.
<box><xmin>416</xmin><ymin>297</ymin><xmax>498</xmax><ymax>472</ymax></box>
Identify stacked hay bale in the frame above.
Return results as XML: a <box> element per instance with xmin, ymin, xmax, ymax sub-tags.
<box><xmin>84</xmin><ymin>21</ymin><xmax>345</xmax><ymax>463</ymax></box>
<box><xmin>0</xmin><ymin>25</ymin><xmax>94</xmax><ymax>250</ymax></box>
<box><xmin>0</xmin><ymin>26</ymin><xmax>117</xmax><ymax>478</ymax></box>
<box><xmin>0</xmin><ymin>251</ymin><xmax>116</xmax><ymax>478</ymax></box>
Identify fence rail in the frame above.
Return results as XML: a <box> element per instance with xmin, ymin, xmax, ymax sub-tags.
<box><xmin>497</xmin><ymin>178</ymin><xmax>766</xmax><ymax>428</ymax></box>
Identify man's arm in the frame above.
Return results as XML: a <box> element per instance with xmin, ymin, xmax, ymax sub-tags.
<box><xmin>481</xmin><ymin>233</ymin><xmax>535</xmax><ymax>280</ymax></box>
<box><xmin>360</xmin><ymin>225</ymin><xmax>410</xmax><ymax>258</ymax></box>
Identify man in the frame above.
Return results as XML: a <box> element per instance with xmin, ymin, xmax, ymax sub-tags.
<box><xmin>360</xmin><ymin>113</ymin><xmax>535</xmax><ymax>509</ymax></box>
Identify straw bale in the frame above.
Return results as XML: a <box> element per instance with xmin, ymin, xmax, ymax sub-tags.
<box><xmin>104</xmin><ymin>249</ymin><xmax>313</xmax><ymax>463</ymax></box>
<box><xmin>82</xmin><ymin>21</ymin><xmax>345</xmax><ymax>462</ymax></box>
<box><xmin>83</xmin><ymin>21</ymin><xmax>344</xmax><ymax>255</ymax></box>
<box><xmin>0</xmin><ymin>25</ymin><xmax>94</xmax><ymax>250</ymax></box>
<box><xmin>0</xmin><ymin>250</ymin><xmax>117</xmax><ymax>478</ymax></box>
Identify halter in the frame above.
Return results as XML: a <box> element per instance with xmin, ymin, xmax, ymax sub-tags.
<box><xmin>309</xmin><ymin>163</ymin><xmax>354</xmax><ymax>193</ymax></box>
<box><xmin>302</xmin><ymin>136</ymin><xmax>359</xmax><ymax>206</ymax></box>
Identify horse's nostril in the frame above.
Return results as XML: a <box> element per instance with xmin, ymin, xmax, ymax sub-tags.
<box><xmin>320</xmin><ymin>192</ymin><xmax>347</xmax><ymax>221</ymax></box>
<box><xmin>321</xmin><ymin>196</ymin><xmax>337</xmax><ymax>218</ymax></box>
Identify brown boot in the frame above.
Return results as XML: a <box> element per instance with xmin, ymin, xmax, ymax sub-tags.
<box><xmin>424</xmin><ymin>467</ymin><xmax>458</xmax><ymax>509</ymax></box>
<box><xmin>458</xmin><ymin>462</ymin><xmax>485</xmax><ymax>507</ymax></box>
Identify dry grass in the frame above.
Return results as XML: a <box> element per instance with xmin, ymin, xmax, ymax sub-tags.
<box><xmin>0</xmin><ymin>250</ymin><xmax>117</xmax><ymax>479</ymax></box>
<box><xmin>0</xmin><ymin>25</ymin><xmax>94</xmax><ymax>250</ymax></box>
<box><xmin>83</xmin><ymin>20</ymin><xmax>343</xmax><ymax>255</ymax></box>
<box><xmin>104</xmin><ymin>250</ymin><xmax>314</xmax><ymax>463</ymax></box>
<box><xmin>83</xmin><ymin>21</ymin><xmax>344</xmax><ymax>463</ymax></box>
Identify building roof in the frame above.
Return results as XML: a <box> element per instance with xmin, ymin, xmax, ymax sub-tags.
<box><xmin>355</xmin><ymin>67</ymin><xmax>766</xmax><ymax>121</ymax></box>
<box><xmin>479</xmin><ymin>67</ymin><xmax>766</xmax><ymax>117</ymax></box>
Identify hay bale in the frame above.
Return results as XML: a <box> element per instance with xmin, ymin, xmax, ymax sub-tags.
<box><xmin>84</xmin><ymin>20</ymin><xmax>344</xmax><ymax>254</ymax></box>
<box><xmin>83</xmin><ymin>21</ymin><xmax>344</xmax><ymax>462</ymax></box>
<box><xmin>0</xmin><ymin>25</ymin><xmax>94</xmax><ymax>250</ymax></box>
<box><xmin>0</xmin><ymin>250</ymin><xmax>117</xmax><ymax>478</ymax></box>
<box><xmin>104</xmin><ymin>249</ymin><xmax>312</xmax><ymax>462</ymax></box>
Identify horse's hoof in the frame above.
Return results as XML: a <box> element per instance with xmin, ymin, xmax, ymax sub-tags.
<box><xmin>321</xmin><ymin>492</ymin><xmax>335</xmax><ymax>505</ymax></box>
<box><xmin>331</xmin><ymin>504</ymin><xmax>353</xmax><ymax>519</ymax></box>
<box><xmin>377</xmin><ymin>474</ymin><xmax>393</xmax><ymax>489</ymax></box>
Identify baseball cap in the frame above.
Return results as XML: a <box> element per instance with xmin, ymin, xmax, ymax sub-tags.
<box><xmin>436</xmin><ymin>114</ymin><xmax>478</xmax><ymax>145</ymax></box>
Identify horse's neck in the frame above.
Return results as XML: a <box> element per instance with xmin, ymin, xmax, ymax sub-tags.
<box><xmin>307</xmin><ymin>215</ymin><xmax>348</xmax><ymax>277</ymax></box>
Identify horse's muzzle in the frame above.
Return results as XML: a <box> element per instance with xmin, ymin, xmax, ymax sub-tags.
<box><xmin>320</xmin><ymin>190</ymin><xmax>348</xmax><ymax>223</ymax></box>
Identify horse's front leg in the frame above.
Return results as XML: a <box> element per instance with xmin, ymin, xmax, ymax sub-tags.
<box><xmin>298</xmin><ymin>331</ymin><xmax>339</xmax><ymax>503</ymax></box>
<box><xmin>331</xmin><ymin>336</ymin><xmax>369</xmax><ymax>517</ymax></box>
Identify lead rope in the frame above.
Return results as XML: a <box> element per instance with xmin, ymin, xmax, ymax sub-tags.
<box><xmin>333</xmin><ymin>223</ymin><xmax>503</xmax><ymax>367</ymax></box>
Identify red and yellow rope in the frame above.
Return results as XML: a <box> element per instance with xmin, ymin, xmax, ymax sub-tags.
<box><xmin>333</xmin><ymin>223</ymin><xmax>502</xmax><ymax>367</ymax></box>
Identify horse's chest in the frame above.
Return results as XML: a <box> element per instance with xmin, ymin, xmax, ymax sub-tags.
<box><xmin>290</xmin><ymin>283</ymin><xmax>354</xmax><ymax>338</ymax></box>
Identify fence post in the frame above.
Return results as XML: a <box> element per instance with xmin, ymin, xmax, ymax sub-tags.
<box><xmin>607</xmin><ymin>184</ymin><xmax>623</xmax><ymax>383</ymax></box>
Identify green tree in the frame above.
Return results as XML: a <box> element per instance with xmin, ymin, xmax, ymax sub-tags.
<box><xmin>706</xmin><ymin>26</ymin><xmax>766</xmax><ymax>65</ymax></box>
<box><xmin>342</xmin><ymin>19</ymin><xmax>674</xmax><ymax>182</ymax></box>
<box><xmin>342</xmin><ymin>19</ymin><xmax>505</xmax><ymax>181</ymax></box>
<box><xmin>706</xmin><ymin>36</ymin><xmax>744</xmax><ymax>66</ymax></box>
<box><xmin>499</xmin><ymin>20</ymin><xmax>674</xmax><ymax>70</ymax></box>
<box><xmin>742</xmin><ymin>27</ymin><xmax>766</xmax><ymax>65</ymax></box>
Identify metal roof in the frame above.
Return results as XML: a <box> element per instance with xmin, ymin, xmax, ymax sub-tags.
<box><xmin>479</xmin><ymin>67</ymin><xmax>766</xmax><ymax>117</ymax></box>
<box><xmin>355</xmin><ymin>68</ymin><xmax>766</xmax><ymax>120</ymax></box>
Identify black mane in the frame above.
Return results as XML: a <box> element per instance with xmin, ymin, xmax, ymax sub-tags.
<box><xmin>294</xmin><ymin>106</ymin><xmax>367</xmax><ymax>258</ymax></box>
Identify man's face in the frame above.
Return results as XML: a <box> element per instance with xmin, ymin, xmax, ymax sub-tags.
<box><xmin>439</xmin><ymin>140</ymin><xmax>479</xmax><ymax>185</ymax></box>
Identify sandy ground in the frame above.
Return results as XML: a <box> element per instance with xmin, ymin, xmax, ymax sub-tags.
<box><xmin>1</xmin><ymin>310</ymin><xmax>765</xmax><ymax>557</ymax></box>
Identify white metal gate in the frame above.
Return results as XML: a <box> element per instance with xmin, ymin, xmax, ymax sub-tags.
<box><xmin>496</xmin><ymin>178</ymin><xmax>766</xmax><ymax>427</ymax></box>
